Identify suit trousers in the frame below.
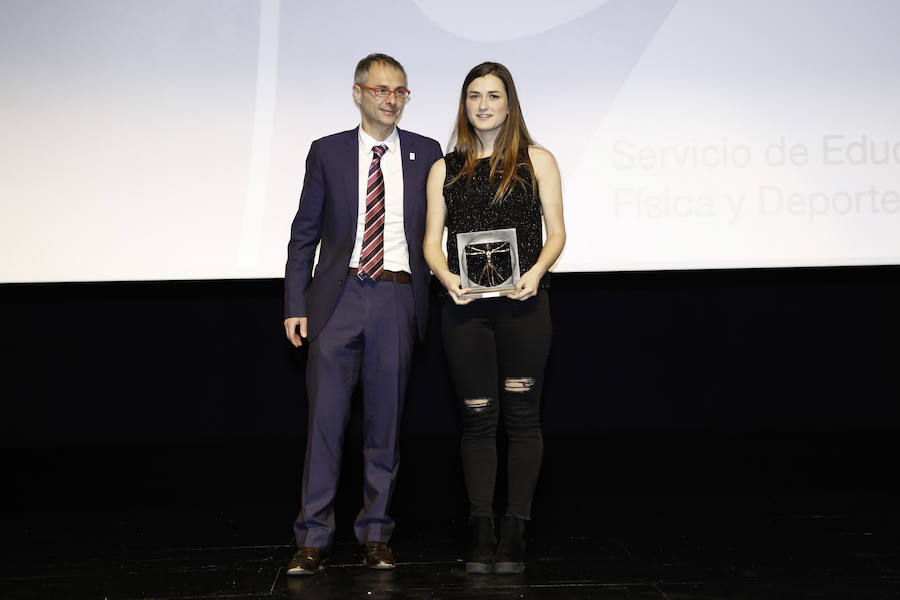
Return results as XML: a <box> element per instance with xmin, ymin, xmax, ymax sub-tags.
<box><xmin>294</xmin><ymin>274</ymin><xmax>416</xmax><ymax>550</ymax></box>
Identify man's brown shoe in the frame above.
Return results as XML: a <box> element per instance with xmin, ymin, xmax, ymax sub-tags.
<box><xmin>363</xmin><ymin>541</ymin><xmax>396</xmax><ymax>570</ymax></box>
<box><xmin>287</xmin><ymin>547</ymin><xmax>327</xmax><ymax>575</ymax></box>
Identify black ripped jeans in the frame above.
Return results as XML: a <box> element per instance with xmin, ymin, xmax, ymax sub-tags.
<box><xmin>441</xmin><ymin>290</ymin><xmax>552</xmax><ymax>519</ymax></box>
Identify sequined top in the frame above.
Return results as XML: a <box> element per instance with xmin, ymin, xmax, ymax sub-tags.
<box><xmin>443</xmin><ymin>150</ymin><xmax>548</xmax><ymax>288</ymax></box>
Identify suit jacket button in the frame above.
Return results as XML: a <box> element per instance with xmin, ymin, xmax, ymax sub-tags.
<box><xmin>338</xmin><ymin>279</ymin><xmax>343</xmax><ymax>287</ymax></box>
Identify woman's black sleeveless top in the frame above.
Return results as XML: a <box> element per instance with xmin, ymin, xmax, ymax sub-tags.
<box><xmin>442</xmin><ymin>150</ymin><xmax>547</xmax><ymax>287</ymax></box>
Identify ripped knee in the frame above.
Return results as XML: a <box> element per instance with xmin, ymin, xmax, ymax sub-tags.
<box><xmin>464</xmin><ymin>397</ymin><xmax>493</xmax><ymax>414</ymax></box>
<box><xmin>504</xmin><ymin>377</ymin><xmax>536</xmax><ymax>393</ymax></box>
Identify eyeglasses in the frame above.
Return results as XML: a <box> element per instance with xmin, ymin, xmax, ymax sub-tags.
<box><xmin>357</xmin><ymin>84</ymin><xmax>411</xmax><ymax>101</ymax></box>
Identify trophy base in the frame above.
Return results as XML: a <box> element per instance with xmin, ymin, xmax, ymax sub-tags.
<box><xmin>462</xmin><ymin>286</ymin><xmax>516</xmax><ymax>300</ymax></box>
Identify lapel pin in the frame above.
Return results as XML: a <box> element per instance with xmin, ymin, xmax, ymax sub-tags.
<box><xmin>409</xmin><ymin>152</ymin><xmax>415</xmax><ymax>160</ymax></box>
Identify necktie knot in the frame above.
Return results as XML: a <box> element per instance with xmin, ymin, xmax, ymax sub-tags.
<box><xmin>372</xmin><ymin>144</ymin><xmax>387</xmax><ymax>160</ymax></box>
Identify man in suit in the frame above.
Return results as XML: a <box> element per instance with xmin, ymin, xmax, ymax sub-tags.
<box><xmin>283</xmin><ymin>53</ymin><xmax>442</xmax><ymax>574</ymax></box>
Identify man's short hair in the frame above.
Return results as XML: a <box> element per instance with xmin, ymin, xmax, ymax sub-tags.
<box><xmin>354</xmin><ymin>53</ymin><xmax>406</xmax><ymax>85</ymax></box>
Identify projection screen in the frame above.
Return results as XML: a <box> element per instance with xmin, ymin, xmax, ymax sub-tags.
<box><xmin>1</xmin><ymin>0</ymin><xmax>899</xmax><ymax>283</ymax></box>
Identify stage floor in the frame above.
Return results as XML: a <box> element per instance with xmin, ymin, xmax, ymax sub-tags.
<box><xmin>3</xmin><ymin>434</ymin><xmax>899</xmax><ymax>599</ymax></box>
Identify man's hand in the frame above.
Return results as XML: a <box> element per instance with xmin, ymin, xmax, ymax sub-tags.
<box><xmin>284</xmin><ymin>317</ymin><xmax>308</xmax><ymax>347</ymax></box>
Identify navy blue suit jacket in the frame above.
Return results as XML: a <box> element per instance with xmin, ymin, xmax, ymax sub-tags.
<box><xmin>284</xmin><ymin>127</ymin><xmax>443</xmax><ymax>342</ymax></box>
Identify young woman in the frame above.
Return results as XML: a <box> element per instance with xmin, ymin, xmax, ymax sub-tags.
<box><xmin>423</xmin><ymin>62</ymin><xmax>566</xmax><ymax>574</ymax></box>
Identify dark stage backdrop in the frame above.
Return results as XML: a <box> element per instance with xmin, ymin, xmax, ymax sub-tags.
<box><xmin>2</xmin><ymin>268</ymin><xmax>899</xmax><ymax>446</ymax></box>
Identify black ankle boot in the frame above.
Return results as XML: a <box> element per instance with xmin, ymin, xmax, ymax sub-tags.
<box><xmin>465</xmin><ymin>516</ymin><xmax>495</xmax><ymax>574</ymax></box>
<box><xmin>493</xmin><ymin>515</ymin><xmax>526</xmax><ymax>574</ymax></box>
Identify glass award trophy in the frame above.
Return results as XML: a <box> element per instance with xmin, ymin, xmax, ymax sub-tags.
<box><xmin>456</xmin><ymin>228</ymin><xmax>520</xmax><ymax>299</ymax></box>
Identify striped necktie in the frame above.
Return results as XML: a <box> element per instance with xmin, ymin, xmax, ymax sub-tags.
<box><xmin>359</xmin><ymin>144</ymin><xmax>388</xmax><ymax>281</ymax></box>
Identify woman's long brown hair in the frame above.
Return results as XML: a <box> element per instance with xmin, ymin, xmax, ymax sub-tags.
<box><xmin>447</xmin><ymin>62</ymin><xmax>535</xmax><ymax>205</ymax></box>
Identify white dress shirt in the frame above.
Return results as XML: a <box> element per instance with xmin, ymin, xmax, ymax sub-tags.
<box><xmin>350</xmin><ymin>126</ymin><xmax>409</xmax><ymax>273</ymax></box>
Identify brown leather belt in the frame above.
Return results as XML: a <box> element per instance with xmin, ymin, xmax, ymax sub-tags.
<box><xmin>347</xmin><ymin>267</ymin><xmax>411</xmax><ymax>284</ymax></box>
